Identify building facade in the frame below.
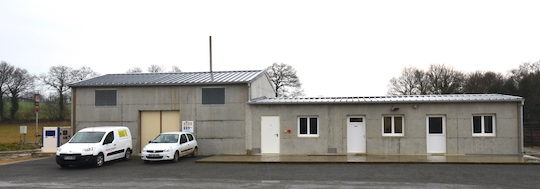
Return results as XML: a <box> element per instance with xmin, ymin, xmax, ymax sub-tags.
<box><xmin>70</xmin><ymin>70</ymin><xmax>524</xmax><ymax>155</ymax></box>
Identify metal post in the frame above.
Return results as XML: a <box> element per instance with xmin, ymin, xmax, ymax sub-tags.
<box><xmin>35</xmin><ymin>111</ymin><xmax>39</xmax><ymax>144</ymax></box>
<box><xmin>209</xmin><ymin>36</ymin><xmax>213</xmax><ymax>73</ymax></box>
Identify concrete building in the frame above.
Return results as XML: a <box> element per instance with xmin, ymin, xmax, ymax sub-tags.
<box><xmin>70</xmin><ymin>70</ymin><xmax>524</xmax><ymax>155</ymax></box>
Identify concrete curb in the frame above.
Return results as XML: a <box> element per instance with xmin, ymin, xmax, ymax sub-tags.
<box><xmin>0</xmin><ymin>157</ymin><xmax>51</xmax><ymax>166</ymax></box>
<box><xmin>196</xmin><ymin>155</ymin><xmax>540</xmax><ymax>165</ymax></box>
<box><xmin>196</xmin><ymin>160</ymin><xmax>540</xmax><ymax>165</ymax></box>
<box><xmin>0</xmin><ymin>149</ymin><xmax>40</xmax><ymax>155</ymax></box>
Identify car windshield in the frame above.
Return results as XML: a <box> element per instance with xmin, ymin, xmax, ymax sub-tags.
<box><xmin>69</xmin><ymin>132</ymin><xmax>106</xmax><ymax>143</ymax></box>
<box><xmin>151</xmin><ymin>134</ymin><xmax>179</xmax><ymax>143</ymax></box>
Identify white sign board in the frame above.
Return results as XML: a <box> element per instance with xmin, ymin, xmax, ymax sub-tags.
<box><xmin>181</xmin><ymin>121</ymin><xmax>195</xmax><ymax>133</ymax></box>
<box><xmin>20</xmin><ymin>125</ymin><xmax>27</xmax><ymax>134</ymax></box>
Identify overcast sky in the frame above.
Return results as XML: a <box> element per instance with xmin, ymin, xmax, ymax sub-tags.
<box><xmin>1</xmin><ymin>0</ymin><xmax>540</xmax><ymax>96</ymax></box>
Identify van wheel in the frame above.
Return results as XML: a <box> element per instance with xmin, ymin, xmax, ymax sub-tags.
<box><xmin>191</xmin><ymin>147</ymin><xmax>198</xmax><ymax>157</ymax></box>
<box><xmin>124</xmin><ymin>149</ymin><xmax>132</xmax><ymax>160</ymax></box>
<box><xmin>95</xmin><ymin>153</ymin><xmax>104</xmax><ymax>167</ymax></box>
<box><xmin>172</xmin><ymin>151</ymin><xmax>179</xmax><ymax>162</ymax></box>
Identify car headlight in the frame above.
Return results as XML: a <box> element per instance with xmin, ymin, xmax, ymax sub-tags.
<box><xmin>83</xmin><ymin>147</ymin><xmax>94</xmax><ymax>152</ymax></box>
<box><xmin>57</xmin><ymin>147</ymin><xmax>61</xmax><ymax>152</ymax></box>
<box><xmin>164</xmin><ymin>149</ymin><xmax>170</xmax><ymax>152</ymax></box>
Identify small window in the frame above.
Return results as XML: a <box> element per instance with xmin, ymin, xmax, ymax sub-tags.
<box><xmin>350</xmin><ymin>118</ymin><xmax>363</xmax><ymax>122</ymax></box>
<box><xmin>180</xmin><ymin>134</ymin><xmax>188</xmax><ymax>144</ymax></box>
<box><xmin>298</xmin><ymin>117</ymin><xmax>318</xmax><ymax>137</ymax></box>
<box><xmin>428</xmin><ymin>117</ymin><xmax>443</xmax><ymax>134</ymax></box>
<box><xmin>202</xmin><ymin>88</ymin><xmax>225</xmax><ymax>104</ymax></box>
<box><xmin>472</xmin><ymin>115</ymin><xmax>496</xmax><ymax>136</ymax></box>
<box><xmin>187</xmin><ymin>134</ymin><xmax>194</xmax><ymax>141</ymax></box>
<box><xmin>103</xmin><ymin>132</ymin><xmax>114</xmax><ymax>144</ymax></box>
<box><xmin>382</xmin><ymin>115</ymin><xmax>404</xmax><ymax>136</ymax></box>
<box><xmin>95</xmin><ymin>90</ymin><xmax>117</xmax><ymax>106</ymax></box>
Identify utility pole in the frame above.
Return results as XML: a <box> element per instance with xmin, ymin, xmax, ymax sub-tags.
<box><xmin>34</xmin><ymin>94</ymin><xmax>41</xmax><ymax>145</ymax></box>
<box><xmin>209</xmin><ymin>36</ymin><xmax>213</xmax><ymax>73</ymax></box>
<box><xmin>209</xmin><ymin>36</ymin><xmax>214</xmax><ymax>81</ymax></box>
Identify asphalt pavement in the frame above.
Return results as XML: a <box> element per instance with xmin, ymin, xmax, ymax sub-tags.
<box><xmin>0</xmin><ymin>156</ymin><xmax>539</xmax><ymax>188</ymax></box>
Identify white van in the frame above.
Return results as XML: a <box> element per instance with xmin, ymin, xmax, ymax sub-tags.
<box><xmin>56</xmin><ymin>126</ymin><xmax>133</xmax><ymax>168</ymax></box>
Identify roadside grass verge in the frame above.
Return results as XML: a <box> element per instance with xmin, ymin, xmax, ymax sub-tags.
<box><xmin>0</xmin><ymin>122</ymin><xmax>70</xmax><ymax>151</ymax></box>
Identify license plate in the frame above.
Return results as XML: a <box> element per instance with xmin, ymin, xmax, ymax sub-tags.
<box><xmin>147</xmin><ymin>154</ymin><xmax>160</xmax><ymax>157</ymax></box>
<box><xmin>64</xmin><ymin>156</ymin><xmax>76</xmax><ymax>160</ymax></box>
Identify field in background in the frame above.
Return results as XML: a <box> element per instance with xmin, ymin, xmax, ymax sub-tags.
<box><xmin>1</xmin><ymin>101</ymin><xmax>71</xmax><ymax>121</ymax></box>
<box><xmin>0</xmin><ymin>122</ymin><xmax>70</xmax><ymax>151</ymax></box>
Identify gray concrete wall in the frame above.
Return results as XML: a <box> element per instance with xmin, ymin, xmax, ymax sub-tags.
<box><xmin>73</xmin><ymin>84</ymin><xmax>251</xmax><ymax>155</ymax></box>
<box><xmin>249</xmin><ymin>73</ymin><xmax>275</xmax><ymax>99</ymax></box>
<box><xmin>249</xmin><ymin>102</ymin><xmax>521</xmax><ymax>155</ymax></box>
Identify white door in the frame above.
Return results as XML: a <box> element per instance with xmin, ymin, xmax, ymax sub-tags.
<box><xmin>347</xmin><ymin>117</ymin><xmax>366</xmax><ymax>153</ymax></box>
<box><xmin>261</xmin><ymin>116</ymin><xmax>280</xmax><ymax>153</ymax></box>
<box><xmin>426</xmin><ymin>115</ymin><xmax>446</xmax><ymax>154</ymax></box>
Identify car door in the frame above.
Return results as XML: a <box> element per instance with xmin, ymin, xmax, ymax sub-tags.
<box><xmin>102</xmin><ymin>131</ymin><xmax>116</xmax><ymax>161</ymax></box>
<box><xmin>179</xmin><ymin>134</ymin><xmax>189</xmax><ymax>156</ymax></box>
<box><xmin>187</xmin><ymin>134</ymin><xmax>195</xmax><ymax>153</ymax></box>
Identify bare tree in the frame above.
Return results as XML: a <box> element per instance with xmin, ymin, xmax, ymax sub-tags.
<box><xmin>463</xmin><ymin>71</ymin><xmax>505</xmax><ymax>94</ymax></box>
<box><xmin>6</xmin><ymin>68</ymin><xmax>34</xmax><ymax>120</ymax></box>
<box><xmin>388</xmin><ymin>67</ymin><xmax>429</xmax><ymax>95</ymax></box>
<box><xmin>170</xmin><ymin>66</ymin><xmax>182</xmax><ymax>73</ymax></box>
<box><xmin>0</xmin><ymin>61</ymin><xmax>15</xmax><ymax>120</ymax></box>
<box><xmin>147</xmin><ymin>65</ymin><xmax>165</xmax><ymax>73</ymax></box>
<box><xmin>71</xmin><ymin>66</ymin><xmax>98</xmax><ymax>81</ymax></box>
<box><xmin>265</xmin><ymin>63</ymin><xmax>304</xmax><ymax>97</ymax></box>
<box><xmin>41</xmin><ymin>66</ymin><xmax>72</xmax><ymax>120</ymax></box>
<box><xmin>425</xmin><ymin>64</ymin><xmax>465</xmax><ymax>94</ymax></box>
<box><xmin>127</xmin><ymin>67</ymin><xmax>143</xmax><ymax>73</ymax></box>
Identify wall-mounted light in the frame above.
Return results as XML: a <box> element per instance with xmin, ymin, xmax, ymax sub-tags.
<box><xmin>412</xmin><ymin>104</ymin><xmax>418</xmax><ymax>109</ymax></box>
<box><xmin>391</xmin><ymin>106</ymin><xmax>400</xmax><ymax>111</ymax></box>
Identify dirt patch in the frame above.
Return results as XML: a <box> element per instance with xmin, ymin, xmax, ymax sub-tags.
<box><xmin>0</xmin><ymin>155</ymin><xmax>37</xmax><ymax>166</ymax></box>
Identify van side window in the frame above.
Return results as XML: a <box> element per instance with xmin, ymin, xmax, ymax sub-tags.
<box><xmin>103</xmin><ymin>132</ymin><xmax>114</xmax><ymax>144</ymax></box>
<box><xmin>187</xmin><ymin>134</ymin><xmax>194</xmax><ymax>141</ymax></box>
<box><xmin>180</xmin><ymin>134</ymin><xmax>188</xmax><ymax>144</ymax></box>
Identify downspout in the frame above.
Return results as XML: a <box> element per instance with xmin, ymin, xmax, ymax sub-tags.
<box><xmin>71</xmin><ymin>88</ymin><xmax>76</xmax><ymax>132</ymax></box>
<box><xmin>520</xmin><ymin>100</ymin><xmax>525</xmax><ymax>154</ymax></box>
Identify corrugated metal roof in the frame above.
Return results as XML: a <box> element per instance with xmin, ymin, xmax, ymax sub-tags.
<box><xmin>249</xmin><ymin>94</ymin><xmax>523</xmax><ymax>104</ymax></box>
<box><xmin>70</xmin><ymin>70</ymin><xmax>264</xmax><ymax>87</ymax></box>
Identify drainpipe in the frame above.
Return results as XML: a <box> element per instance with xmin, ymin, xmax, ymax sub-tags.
<box><xmin>520</xmin><ymin>100</ymin><xmax>525</xmax><ymax>154</ymax></box>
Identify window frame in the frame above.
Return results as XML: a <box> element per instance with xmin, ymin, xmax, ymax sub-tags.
<box><xmin>95</xmin><ymin>89</ymin><xmax>117</xmax><ymax>107</ymax></box>
<box><xmin>103</xmin><ymin>131</ymin><xmax>114</xmax><ymax>144</ymax></box>
<box><xmin>201</xmin><ymin>87</ymin><xmax>226</xmax><ymax>105</ymax></box>
<box><xmin>297</xmin><ymin>116</ymin><xmax>319</xmax><ymax>137</ymax></box>
<box><xmin>472</xmin><ymin>114</ymin><xmax>496</xmax><ymax>137</ymax></box>
<box><xmin>381</xmin><ymin>115</ymin><xmax>405</xmax><ymax>137</ymax></box>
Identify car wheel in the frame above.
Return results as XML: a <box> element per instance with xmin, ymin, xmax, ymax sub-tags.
<box><xmin>124</xmin><ymin>149</ymin><xmax>132</xmax><ymax>160</ymax></box>
<box><xmin>143</xmin><ymin>160</ymin><xmax>150</xmax><ymax>164</ymax></box>
<box><xmin>191</xmin><ymin>147</ymin><xmax>198</xmax><ymax>157</ymax></box>
<box><xmin>172</xmin><ymin>151</ymin><xmax>179</xmax><ymax>162</ymax></box>
<box><xmin>58</xmin><ymin>164</ymin><xmax>69</xmax><ymax>169</ymax></box>
<box><xmin>95</xmin><ymin>153</ymin><xmax>104</xmax><ymax>167</ymax></box>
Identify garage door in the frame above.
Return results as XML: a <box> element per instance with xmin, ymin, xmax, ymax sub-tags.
<box><xmin>140</xmin><ymin>111</ymin><xmax>180</xmax><ymax>152</ymax></box>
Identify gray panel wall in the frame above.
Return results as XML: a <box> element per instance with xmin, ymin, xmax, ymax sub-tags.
<box><xmin>249</xmin><ymin>74</ymin><xmax>275</xmax><ymax>99</ymax></box>
<box><xmin>74</xmin><ymin>84</ymin><xmax>251</xmax><ymax>155</ymax></box>
<box><xmin>249</xmin><ymin>102</ymin><xmax>521</xmax><ymax>155</ymax></box>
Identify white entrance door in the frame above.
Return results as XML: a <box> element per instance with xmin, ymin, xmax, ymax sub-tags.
<box><xmin>426</xmin><ymin>115</ymin><xmax>446</xmax><ymax>154</ymax></box>
<box><xmin>347</xmin><ymin>117</ymin><xmax>366</xmax><ymax>153</ymax></box>
<box><xmin>261</xmin><ymin>116</ymin><xmax>280</xmax><ymax>153</ymax></box>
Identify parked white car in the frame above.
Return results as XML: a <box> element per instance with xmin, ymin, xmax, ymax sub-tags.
<box><xmin>141</xmin><ymin>132</ymin><xmax>198</xmax><ymax>162</ymax></box>
<box><xmin>56</xmin><ymin>126</ymin><xmax>133</xmax><ymax>168</ymax></box>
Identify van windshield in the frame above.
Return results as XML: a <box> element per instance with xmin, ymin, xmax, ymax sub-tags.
<box><xmin>69</xmin><ymin>132</ymin><xmax>106</xmax><ymax>143</ymax></box>
<box><xmin>151</xmin><ymin>134</ymin><xmax>179</xmax><ymax>143</ymax></box>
